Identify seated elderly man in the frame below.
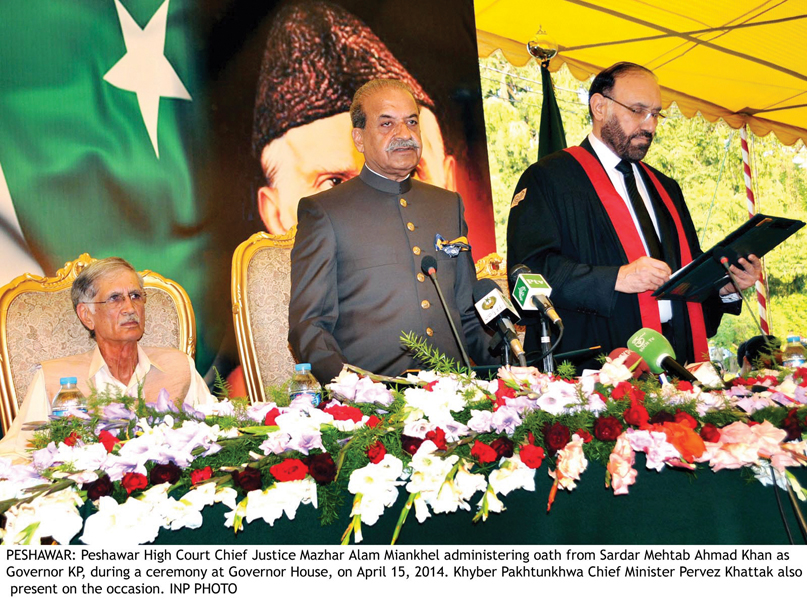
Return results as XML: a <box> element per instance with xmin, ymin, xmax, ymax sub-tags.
<box><xmin>0</xmin><ymin>257</ymin><xmax>213</xmax><ymax>458</ymax></box>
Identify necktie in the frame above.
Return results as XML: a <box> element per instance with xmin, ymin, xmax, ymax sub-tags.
<box><xmin>615</xmin><ymin>159</ymin><xmax>662</xmax><ymax>259</ymax></box>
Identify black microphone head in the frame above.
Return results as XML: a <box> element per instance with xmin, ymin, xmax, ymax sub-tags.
<box><xmin>420</xmin><ymin>254</ymin><xmax>438</xmax><ymax>275</ymax></box>
<box><xmin>472</xmin><ymin>277</ymin><xmax>500</xmax><ymax>303</ymax></box>
<box><xmin>509</xmin><ymin>263</ymin><xmax>531</xmax><ymax>286</ymax></box>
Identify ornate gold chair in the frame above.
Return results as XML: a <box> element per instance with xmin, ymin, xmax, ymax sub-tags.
<box><xmin>231</xmin><ymin>228</ymin><xmax>298</xmax><ymax>404</ymax></box>
<box><xmin>474</xmin><ymin>252</ymin><xmax>509</xmax><ymax>296</ymax></box>
<box><xmin>0</xmin><ymin>254</ymin><xmax>196</xmax><ymax>434</ymax></box>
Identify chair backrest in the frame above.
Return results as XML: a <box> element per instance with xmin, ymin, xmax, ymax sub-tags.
<box><xmin>0</xmin><ymin>254</ymin><xmax>196</xmax><ymax>433</ymax></box>
<box><xmin>474</xmin><ymin>251</ymin><xmax>509</xmax><ymax>296</ymax></box>
<box><xmin>231</xmin><ymin>229</ymin><xmax>298</xmax><ymax>404</ymax></box>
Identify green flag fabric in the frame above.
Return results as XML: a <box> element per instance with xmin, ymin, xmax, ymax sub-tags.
<box><xmin>537</xmin><ymin>63</ymin><xmax>567</xmax><ymax>160</ymax></box>
<box><xmin>0</xmin><ymin>0</ymin><xmax>218</xmax><ymax>371</ymax></box>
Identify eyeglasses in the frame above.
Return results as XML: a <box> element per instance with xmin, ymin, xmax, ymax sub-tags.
<box><xmin>601</xmin><ymin>94</ymin><xmax>666</xmax><ymax>124</ymax></box>
<box><xmin>83</xmin><ymin>290</ymin><xmax>147</xmax><ymax>308</ymax></box>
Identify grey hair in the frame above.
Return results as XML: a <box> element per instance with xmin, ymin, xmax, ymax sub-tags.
<box><xmin>350</xmin><ymin>79</ymin><xmax>419</xmax><ymax>129</ymax></box>
<box><xmin>72</xmin><ymin>257</ymin><xmax>144</xmax><ymax>338</ymax></box>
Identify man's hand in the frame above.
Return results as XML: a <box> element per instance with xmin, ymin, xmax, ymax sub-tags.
<box><xmin>615</xmin><ymin>256</ymin><xmax>671</xmax><ymax>294</ymax></box>
<box><xmin>719</xmin><ymin>254</ymin><xmax>762</xmax><ymax>296</ymax></box>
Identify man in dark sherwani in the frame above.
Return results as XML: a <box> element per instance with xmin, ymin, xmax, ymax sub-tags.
<box><xmin>507</xmin><ymin>62</ymin><xmax>761</xmax><ymax>369</ymax></box>
<box><xmin>289</xmin><ymin>79</ymin><xmax>492</xmax><ymax>384</ymax></box>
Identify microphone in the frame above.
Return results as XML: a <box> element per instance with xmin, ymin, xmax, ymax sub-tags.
<box><xmin>472</xmin><ymin>278</ymin><xmax>527</xmax><ymax>367</ymax></box>
<box><xmin>607</xmin><ymin>347</ymin><xmax>651</xmax><ymax>379</ymax></box>
<box><xmin>626</xmin><ymin>327</ymin><xmax>697</xmax><ymax>383</ymax></box>
<box><xmin>420</xmin><ymin>255</ymin><xmax>472</xmax><ymax>370</ymax></box>
<box><xmin>509</xmin><ymin>264</ymin><xmax>563</xmax><ymax>328</ymax></box>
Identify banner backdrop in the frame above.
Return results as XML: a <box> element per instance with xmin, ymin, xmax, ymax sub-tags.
<box><xmin>0</xmin><ymin>0</ymin><xmax>494</xmax><ymax>379</ymax></box>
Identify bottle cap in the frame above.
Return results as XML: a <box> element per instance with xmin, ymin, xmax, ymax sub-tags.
<box><xmin>295</xmin><ymin>363</ymin><xmax>312</xmax><ymax>372</ymax></box>
<box><xmin>787</xmin><ymin>334</ymin><xmax>801</xmax><ymax>343</ymax></box>
<box><xmin>59</xmin><ymin>376</ymin><xmax>78</xmax><ymax>385</ymax></box>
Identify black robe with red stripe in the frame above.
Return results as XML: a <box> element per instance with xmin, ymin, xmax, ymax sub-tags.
<box><xmin>506</xmin><ymin>138</ymin><xmax>741</xmax><ymax>368</ymax></box>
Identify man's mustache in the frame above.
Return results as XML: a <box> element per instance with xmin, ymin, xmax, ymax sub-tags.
<box><xmin>631</xmin><ymin>131</ymin><xmax>654</xmax><ymax>144</ymax></box>
<box><xmin>119</xmin><ymin>315</ymin><xmax>141</xmax><ymax>326</ymax></box>
<box><xmin>386</xmin><ymin>138</ymin><xmax>421</xmax><ymax>152</ymax></box>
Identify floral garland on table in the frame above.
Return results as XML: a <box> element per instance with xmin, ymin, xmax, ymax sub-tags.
<box><xmin>1</xmin><ymin>352</ymin><xmax>806</xmax><ymax>546</ymax></box>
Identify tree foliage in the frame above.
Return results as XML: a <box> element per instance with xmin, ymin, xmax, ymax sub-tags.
<box><xmin>480</xmin><ymin>53</ymin><xmax>807</xmax><ymax>351</ymax></box>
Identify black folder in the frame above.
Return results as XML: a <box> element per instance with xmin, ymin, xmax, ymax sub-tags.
<box><xmin>653</xmin><ymin>213</ymin><xmax>804</xmax><ymax>302</ymax></box>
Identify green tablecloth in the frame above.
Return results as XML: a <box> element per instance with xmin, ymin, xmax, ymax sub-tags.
<box><xmin>151</xmin><ymin>457</ymin><xmax>807</xmax><ymax>545</ymax></box>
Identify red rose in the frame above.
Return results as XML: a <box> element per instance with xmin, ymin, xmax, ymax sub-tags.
<box><xmin>367</xmin><ymin>440</ymin><xmax>386</xmax><ymax>464</ymax></box>
<box><xmin>269</xmin><ymin>459</ymin><xmax>308</xmax><ymax>483</ymax></box>
<box><xmin>63</xmin><ymin>431</ymin><xmax>81</xmax><ymax>447</ymax></box>
<box><xmin>83</xmin><ymin>474</ymin><xmax>113</xmax><ymax>500</ymax></box>
<box><xmin>98</xmin><ymin>430</ymin><xmax>121</xmax><ymax>452</ymax></box>
<box><xmin>400</xmin><ymin>434</ymin><xmax>424</xmax><ymax>455</ymax></box>
<box><xmin>322</xmin><ymin>404</ymin><xmax>364</xmax><ymax>422</ymax></box>
<box><xmin>519</xmin><ymin>444</ymin><xmax>545</xmax><ymax>468</ymax></box>
<box><xmin>611</xmin><ymin>383</ymin><xmax>627</xmax><ymax>400</ymax></box>
<box><xmin>674</xmin><ymin>410</ymin><xmax>698</xmax><ymax>429</ymax></box>
<box><xmin>490</xmin><ymin>437</ymin><xmax>515</xmax><ymax>458</ymax></box>
<box><xmin>794</xmin><ymin>367</ymin><xmax>807</xmax><ymax>386</ymax></box>
<box><xmin>543</xmin><ymin>422</ymin><xmax>570</xmax><ymax>454</ymax></box>
<box><xmin>264</xmin><ymin>408</ymin><xmax>281</xmax><ymax>426</ymax></box>
<box><xmin>494</xmin><ymin>379</ymin><xmax>516</xmax><ymax>409</ymax></box>
<box><xmin>623</xmin><ymin>401</ymin><xmax>650</xmax><ymax>429</ymax></box>
<box><xmin>121</xmin><ymin>472</ymin><xmax>148</xmax><ymax>495</ymax></box>
<box><xmin>676</xmin><ymin>380</ymin><xmax>694</xmax><ymax>392</ymax></box>
<box><xmin>366</xmin><ymin>415</ymin><xmax>381</xmax><ymax>428</ymax></box>
<box><xmin>425</xmin><ymin>427</ymin><xmax>448</xmax><ymax>451</ymax></box>
<box><xmin>611</xmin><ymin>381</ymin><xmax>634</xmax><ymax>401</ymax></box>
<box><xmin>649</xmin><ymin>410</ymin><xmax>675</xmax><ymax>425</ymax></box>
<box><xmin>150</xmin><ymin>462</ymin><xmax>181</xmax><ymax>485</ymax></box>
<box><xmin>233</xmin><ymin>466</ymin><xmax>264</xmax><ymax>491</ymax></box>
<box><xmin>575</xmin><ymin>429</ymin><xmax>593</xmax><ymax>443</ymax></box>
<box><xmin>593</xmin><ymin>416</ymin><xmax>623</xmax><ymax>441</ymax></box>
<box><xmin>305</xmin><ymin>453</ymin><xmax>336</xmax><ymax>485</ymax></box>
<box><xmin>699</xmin><ymin>422</ymin><xmax>721</xmax><ymax>443</ymax></box>
<box><xmin>782</xmin><ymin>408</ymin><xmax>804</xmax><ymax>441</ymax></box>
<box><xmin>191</xmin><ymin>466</ymin><xmax>213</xmax><ymax>485</ymax></box>
<box><xmin>471</xmin><ymin>440</ymin><xmax>498</xmax><ymax>464</ymax></box>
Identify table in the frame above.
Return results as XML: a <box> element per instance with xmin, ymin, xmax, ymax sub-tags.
<box><xmin>148</xmin><ymin>456</ymin><xmax>807</xmax><ymax>545</ymax></box>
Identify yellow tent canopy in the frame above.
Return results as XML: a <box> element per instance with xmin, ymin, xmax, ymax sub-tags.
<box><xmin>475</xmin><ymin>0</ymin><xmax>807</xmax><ymax>146</ymax></box>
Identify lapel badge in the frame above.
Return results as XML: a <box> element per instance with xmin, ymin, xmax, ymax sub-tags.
<box><xmin>434</xmin><ymin>233</ymin><xmax>471</xmax><ymax>258</ymax></box>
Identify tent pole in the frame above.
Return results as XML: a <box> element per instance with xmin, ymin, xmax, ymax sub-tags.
<box><xmin>741</xmin><ymin>125</ymin><xmax>771</xmax><ymax>335</ymax></box>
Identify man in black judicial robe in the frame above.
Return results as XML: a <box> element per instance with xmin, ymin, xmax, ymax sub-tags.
<box><xmin>289</xmin><ymin>80</ymin><xmax>492</xmax><ymax>384</ymax></box>
<box><xmin>507</xmin><ymin>62</ymin><xmax>762</xmax><ymax>368</ymax></box>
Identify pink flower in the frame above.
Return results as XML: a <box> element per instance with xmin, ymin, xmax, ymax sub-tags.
<box><xmin>607</xmin><ymin>434</ymin><xmax>637</xmax><ymax>495</ymax></box>
<box><xmin>625</xmin><ymin>429</ymin><xmax>680</xmax><ymax>471</ymax></box>
<box><xmin>549</xmin><ymin>434</ymin><xmax>588</xmax><ymax>491</ymax></box>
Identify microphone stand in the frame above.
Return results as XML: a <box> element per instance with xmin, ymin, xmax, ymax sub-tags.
<box><xmin>426</xmin><ymin>270</ymin><xmax>472</xmax><ymax>371</ymax></box>
<box><xmin>488</xmin><ymin>331</ymin><xmax>512</xmax><ymax>366</ymax></box>
<box><xmin>539</xmin><ymin>314</ymin><xmax>554</xmax><ymax>374</ymax></box>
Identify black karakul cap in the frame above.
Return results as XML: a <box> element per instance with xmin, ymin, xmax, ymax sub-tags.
<box><xmin>252</xmin><ymin>0</ymin><xmax>434</xmax><ymax>156</ymax></box>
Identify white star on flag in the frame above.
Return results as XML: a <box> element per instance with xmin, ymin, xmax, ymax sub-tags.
<box><xmin>103</xmin><ymin>0</ymin><xmax>191</xmax><ymax>158</ymax></box>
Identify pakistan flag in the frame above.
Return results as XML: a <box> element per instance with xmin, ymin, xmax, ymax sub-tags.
<box><xmin>0</xmin><ymin>0</ymin><xmax>222</xmax><ymax>373</ymax></box>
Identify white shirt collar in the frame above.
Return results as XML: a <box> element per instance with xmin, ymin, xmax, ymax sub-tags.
<box><xmin>88</xmin><ymin>344</ymin><xmax>163</xmax><ymax>388</ymax></box>
<box><xmin>587</xmin><ymin>132</ymin><xmax>624</xmax><ymax>172</ymax></box>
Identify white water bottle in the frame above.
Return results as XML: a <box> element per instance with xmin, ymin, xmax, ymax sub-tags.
<box><xmin>782</xmin><ymin>334</ymin><xmax>805</xmax><ymax>368</ymax></box>
<box><xmin>51</xmin><ymin>377</ymin><xmax>88</xmax><ymax>417</ymax></box>
<box><xmin>288</xmin><ymin>363</ymin><xmax>323</xmax><ymax>407</ymax></box>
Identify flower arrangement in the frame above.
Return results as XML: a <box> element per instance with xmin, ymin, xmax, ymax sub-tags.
<box><xmin>1</xmin><ymin>348</ymin><xmax>806</xmax><ymax>545</ymax></box>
